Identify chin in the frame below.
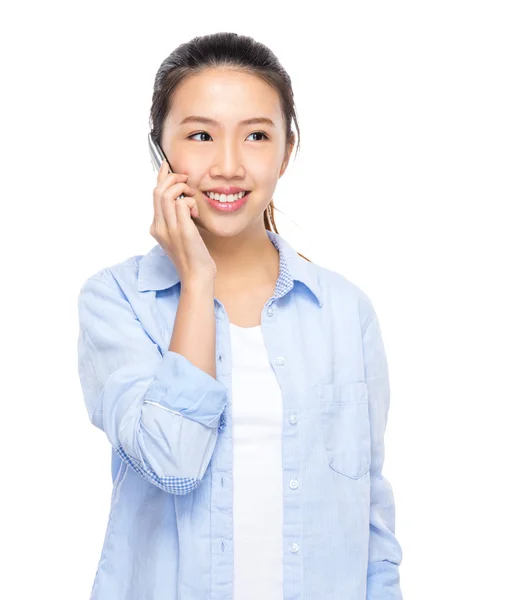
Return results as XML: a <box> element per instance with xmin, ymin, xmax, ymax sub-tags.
<box><xmin>195</xmin><ymin>215</ymin><xmax>259</xmax><ymax>239</ymax></box>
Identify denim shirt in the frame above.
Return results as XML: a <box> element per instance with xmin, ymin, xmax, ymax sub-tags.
<box><xmin>77</xmin><ymin>229</ymin><xmax>403</xmax><ymax>600</ymax></box>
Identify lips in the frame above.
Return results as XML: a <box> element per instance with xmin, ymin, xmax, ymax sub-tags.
<box><xmin>203</xmin><ymin>190</ymin><xmax>251</xmax><ymax>213</ymax></box>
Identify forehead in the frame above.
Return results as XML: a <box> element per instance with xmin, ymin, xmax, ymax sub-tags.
<box><xmin>167</xmin><ymin>68</ymin><xmax>284</xmax><ymax>127</ymax></box>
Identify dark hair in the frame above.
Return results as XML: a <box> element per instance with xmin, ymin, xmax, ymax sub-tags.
<box><xmin>149</xmin><ymin>32</ymin><xmax>311</xmax><ymax>262</ymax></box>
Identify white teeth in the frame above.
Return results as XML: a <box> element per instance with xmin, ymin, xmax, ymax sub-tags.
<box><xmin>205</xmin><ymin>191</ymin><xmax>247</xmax><ymax>202</ymax></box>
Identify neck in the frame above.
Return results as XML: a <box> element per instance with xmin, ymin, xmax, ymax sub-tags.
<box><xmin>198</xmin><ymin>226</ymin><xmax>279</xmax><ymax>288</ymax></box>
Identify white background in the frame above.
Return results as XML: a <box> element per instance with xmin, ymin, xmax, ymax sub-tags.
<box><xmin>1</xmin><ymin>1</ymin><xmax>504</xmax><ymax>598</ymax></box>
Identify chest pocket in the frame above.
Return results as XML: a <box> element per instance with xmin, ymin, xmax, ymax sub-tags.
<box><xmin>313</xmin><ymin>381</ymin><xmax>371</xmax><ymax>480</ymax></box>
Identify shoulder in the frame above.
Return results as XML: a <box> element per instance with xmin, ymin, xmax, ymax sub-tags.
<box><xmin>80</xmin><ymin>247</ymin><xmax>147</xmax><ymax>285</ymax></box>
<box><xmin>78</xmin><ymin>251</ymin><xmax>145</xmax><ymax>296</ymax></box>
<box><xmin>306</xmin><ymin>259</ymin><xmax>378</xmax><ymax>332</ymax></box>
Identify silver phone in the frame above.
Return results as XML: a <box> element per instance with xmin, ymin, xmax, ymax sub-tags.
<box><xmin>148</xmin><ymin>133</ymin><xmax>185</xmax><ymax>200</ymax></box>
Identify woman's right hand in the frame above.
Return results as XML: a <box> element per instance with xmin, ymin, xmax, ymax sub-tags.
<box><xmin>149</xmin><ymin>159</ymin><xmax>217</xmax><ymax>285</ymax></box>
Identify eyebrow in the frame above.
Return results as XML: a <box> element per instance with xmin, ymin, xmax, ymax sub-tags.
<box><xmin>178</xmin><ymin>116</ymin><xmax>276</xmax><ymax>128</ymax></box>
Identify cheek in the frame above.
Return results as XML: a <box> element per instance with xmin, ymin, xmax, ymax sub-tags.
<box><xmin>248</xmin><ymin>192</ymin><xmax>276</xmax><ymax>216</ymax></box>
<box><xmin>167</xmin><ymin>144</ymin><xmax>207</xmax><ymax>174</ymax></box>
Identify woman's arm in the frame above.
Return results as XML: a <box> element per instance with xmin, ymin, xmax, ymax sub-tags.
<box><xmin>77</xmin><ymin>269</ymin><xmax>226</xmax><ymax>495</ymax></box>
<box><xmin>360</xmin><ymin>299</ymin><xmax>404</xmax><ymax>599</ymax></box>
<box><xmin>169</xmin><ymin>277</ymin><xmax>217</xmax><ymax>379</ymax></box>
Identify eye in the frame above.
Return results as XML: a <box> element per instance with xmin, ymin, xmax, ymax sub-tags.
<box><xmin>246</xmin><ymin>131</ymin><xmax>269</xmax><ymax>141</ymax></box>
<box><xmin>188</xmin><ymin>132</ymin><xmax>212</xmax><ymax>142</ymax></box>
<box><xmin>187</xmin><ymin>131</ymin><xmax>270</xmax><ymax>142</ymax></box>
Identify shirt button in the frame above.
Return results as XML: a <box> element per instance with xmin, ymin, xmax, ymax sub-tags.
<box><xmin>289</xmin><ymin>415</ymin><xmax>298</xmax><ymax>425</ymax></box>
<box><xmin>275</xmin><ymin>357</ymin><xmax>285</xmax><ymax>366</ymax></box>
<box><xmin>218</xmin><ymin>354</ymin><xmax>223</xmax><ymax>362</ymax></box>
<box><xmin>289</xmin><ymin>479</ymin><xmax>299</xmax><ymax>490</ymax></box>
<box><xmin>266</xmin><ymin>307</ymin><xmax>274</xmax><ymax>316</ymax></box>
<box><xmin>289</xmin><ymin>543</ymin><xmax>299</xmax><ymax>553</ymax></box>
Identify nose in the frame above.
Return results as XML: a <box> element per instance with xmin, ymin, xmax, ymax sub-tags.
<box><xmin>209</xmin><ymin>138</ymin><xmax>245</xmax><ymax>179</ymax></box>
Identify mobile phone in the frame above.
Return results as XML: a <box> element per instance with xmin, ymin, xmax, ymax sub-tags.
<box><xmin>148</xmin><ymin>133</ymin><xmax>185</xmax><ymax>200</ymax></box>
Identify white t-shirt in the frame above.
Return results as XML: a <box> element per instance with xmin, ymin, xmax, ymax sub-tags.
<box><xmin>230</xmin><ymin>322</ymin><xmax>284</xmax><ymax>600</ymax></box>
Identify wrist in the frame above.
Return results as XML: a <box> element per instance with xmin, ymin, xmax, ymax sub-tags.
<box><xmin>181</xmin><ymin>274</ymin><xmax>216</xmax><ymax>294</ymax></box>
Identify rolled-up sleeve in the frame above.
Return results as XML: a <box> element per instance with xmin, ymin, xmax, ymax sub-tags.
<box><xmin>360</xmin><ymin>300</ymin><xmax>404</xmax><ymax>600</ymax></box>
<box><xmin>77</xmin><ymin>271</ymin><xmax>228</xmax><ymax>495</ymax></box>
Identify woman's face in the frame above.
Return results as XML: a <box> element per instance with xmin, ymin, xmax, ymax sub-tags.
<box><xmin>160</xmin><ymin>68</ymin><xmax>294</xmax><ymax>238</ymax></box>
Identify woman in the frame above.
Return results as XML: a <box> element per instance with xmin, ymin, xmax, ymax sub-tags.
<box><xmin>77</xmin><ymin>32</ymin><xmax>403</xmax><ymax>600</ymax></box>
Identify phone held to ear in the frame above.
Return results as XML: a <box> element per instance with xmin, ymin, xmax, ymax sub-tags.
<box><xmin>148</xmin><ymin>133</ymin><xmax>185</xmax><ymax>200</ymax></box>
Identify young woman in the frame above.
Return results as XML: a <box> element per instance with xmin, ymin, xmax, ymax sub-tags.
<box><xmin>77</xmin><ymin>32</ymin><xmax>403</xmax><ymax>600</ymax></box>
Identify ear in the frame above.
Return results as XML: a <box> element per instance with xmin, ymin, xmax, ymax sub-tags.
<box><xmin>279</xmin><ymin>133</ymin><xmax>296</xmax><ymax>178</ymax></box>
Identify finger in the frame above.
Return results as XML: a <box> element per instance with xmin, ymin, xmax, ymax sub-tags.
<box><xmin>153</xmin><ymin>179</ymin><xmax>192</xmax><ymax>229</ymax></box>
<box><xmin>161</xmin><ymin>182</ymin><xmax>196</xmax><ymax>202</ymax></box>
<box><xmin>156</xmin><ymin>159</ymin><xmax>169</xmax><ymax>185</ymax></box>
<box><xmin>153</xmin><ymin>181</ymin><xmax>164</xmax><ymax>231</ymax></box>
<box><xmin>177</xmin><ymin>195</ymin><xmax>199</xmax><ymax>219</ymax></box>
<box><xmin>177</xmin><ymin>189</ymin><xmax>199</xmax><ymax>218</ymax></box>
<box><xmin>185</xmin><ymin>195</ymin><xmax>199</xmax><ymax>218</ymax></box>
<box><xmin>159</xmin><ymin>182</ymin><xmax>195</xmax><ymax>234</ymax></box>
<box><xmin>160</xmin><ymin>182</ymin><xmax>197</xmax><ymax>232</ymax></box>
<box><xmin>160</xmin><ymin>186</ymin><xmax>178</xmax><ymax>235</ymax></box>
<box><xmin>157</xmin><ymin>177</ymin><xmax>190</xmax><ymax>210</ymax></box>
<box><xmin>156</xmin><ymin>157</ymin><xmax>188</xmax><ymax>183</ymax></box>
<box><xmin>175</xmin><ymin>197</ymin><xmax>197</xmax><ymax>237</ymax></box>
<box><xmin>156</xmin><ymin>172</ymin><xmax>188</xmax><ymax>197</ymax></box>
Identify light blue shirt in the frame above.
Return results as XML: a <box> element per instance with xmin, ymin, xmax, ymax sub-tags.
<box><xmin>77</xmin><ymin>229</ymin><xmax>403</xmax><ymax>599</ymax></box>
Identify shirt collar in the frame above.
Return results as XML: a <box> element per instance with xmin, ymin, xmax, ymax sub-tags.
<box><xmin>137</xmin><ymin>229</ymin><xmax>323</xmax><ymax>307</ymax></box>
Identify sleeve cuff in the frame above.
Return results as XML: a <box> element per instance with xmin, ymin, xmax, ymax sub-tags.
<box><xmin>144</xmin><ymin>350</ymin><xmax>228</xmax><ymax>428</ymax></box>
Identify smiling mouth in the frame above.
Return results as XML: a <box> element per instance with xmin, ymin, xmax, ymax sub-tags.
<box><xmin>201</xmin><ymin>190</ymin><xmax>251</xmax><ymax>212</ymax></box>
<box><xmin>203</xmin><ymin>190</ymin><xmax>251</xmax><ymax>203</ymax></box>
